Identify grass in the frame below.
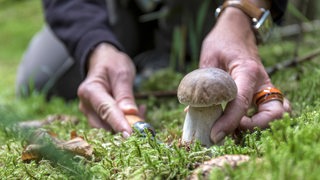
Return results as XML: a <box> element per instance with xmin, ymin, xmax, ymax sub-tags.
<box><xmin>2</xmin><ymin>1</ymin><xmax>320</xmax><ymax>179</ymax></box>
<box><xmin>0</xmin><ymin>0</ymin><xmax>43</xmax><ymax>102</ymax></box>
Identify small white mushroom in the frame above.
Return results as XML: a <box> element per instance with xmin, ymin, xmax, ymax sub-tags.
<box><xmin>177</xmin><ymin>68</ymin><xmax>237</xmax><ymax>147</ymax></box>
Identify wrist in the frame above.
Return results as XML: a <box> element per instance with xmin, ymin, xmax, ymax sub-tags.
<box><xmin>218</xmin><ymin>7</ymin><xmax>252</xmax><ymax>28</ymax></box>
<box><xmin>216</xmin><ymin>8</ymin><xmax>256</xmax><ymax>42</ymax></box>
<box><xmin>88</xmin><ymin>43</ymin><xmax>119</xmax><ymax>69</ymax></box>
<box><xmin>92</xmin><ymin>43</ymin><xmax>119</xmax><ymax>56</ymax></box>
<box><xmin>215</xmin><ymin>0</ymin><xmax>273</xmax><ymax>44</ymax></box>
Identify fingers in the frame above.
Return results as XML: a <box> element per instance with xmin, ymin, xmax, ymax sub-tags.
<box><xmin>78</xmin><ymin>80</ymin><xmax>132</xmax><ymax>135</ymax></box>
<box><xmin>208</xmin><ymin>59</ymin><xmax>292</xmax><ymax>144</ymax></box>
<box><xmin>210</xmin><ymin>98</ymin><xmax>247</xmax><ymax>143</ymax></box>
<box><xmin>79</xmin><ymin>102</ymin><xmax>112</xmax><ymax>131</ymax></box>
<box><xmin>283</xmin><ymin>98</ymin><xmax>292</xmax><ymax>113</ymax></box>
<box><xmin>77</xmin><ymin>43</ymin><xmax>138</xmax><ymax>136</ymax></box>
<box><xmin>210</xmin><ymin>62</ymin><xmax>260</xmax><ymax>143</ymax></box>
<box><xmin>239</xmin><ymin>97</ymin><xmax>291</xmax><ymax>130</ymax></box>
<box><xmin>109</xmin><ymin>66</ymin><xmax>138</xmax><ymax>115</ymax></box>
<box><xmin>212</xmin><ymin>78</ymin><xmax>291</xmax><ymax>144</ymax></box>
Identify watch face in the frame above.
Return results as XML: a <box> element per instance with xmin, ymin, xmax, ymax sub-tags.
<box><xmin>254</xmin><ymin>10</ymin><xmax>273</xmax><ymax>43</ymax></box>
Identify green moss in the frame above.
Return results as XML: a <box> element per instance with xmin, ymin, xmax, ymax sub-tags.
<box><xmin>2</xmin><ymin>1</ymin><xmax>320</xmax><ymax>179</ymax></box>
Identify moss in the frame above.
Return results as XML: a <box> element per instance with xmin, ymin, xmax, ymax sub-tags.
<box><xmin>2</xmin><ymin>1</ymin><xmax>320</xmax><ymax>179</ymax></box>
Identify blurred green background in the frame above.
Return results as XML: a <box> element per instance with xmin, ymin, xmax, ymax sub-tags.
<box><xmin>2</xmin><ymin>0</ymin><xmax>320</xmax><ymax>179</ymax></box>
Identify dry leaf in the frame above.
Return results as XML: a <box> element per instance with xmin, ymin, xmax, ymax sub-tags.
<box><xmin>70</xmin><ymin>130</ymin><xmax>84</xmax><ymax>139</ymax></box>
<box><xmin>59</xmin><ymin>137</ymin><xmax>93</xmax><ymax>158</ymax></box>
<box><xmin>189</xmin><ymin>154</ymin><xmax>250</xmax><ymax>180</ymax></box>
<box><xmin>22</xmin><ymin>129</ymin><xmax>93</xmax><ymax>162</ymax></box>
<box><xmin>21</xmin><ymin>144</ymin><xmax>43</xmax><ymax>161</ymax></box>
<box><xmin>27</xmin><ymin>128</ymin><xmax>60</xmax><ymax>144</ymax></box>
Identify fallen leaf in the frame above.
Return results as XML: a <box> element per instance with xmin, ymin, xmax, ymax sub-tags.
<box><xmin>26</xmin><ymin>128</ymin><xmax>60</xmax><ymax>145</ymax></box>
<box><xmin>22</xmin><ymin>129</ymin><xmax>93</xmax><ymax>162</ymax></box>
<box><xmin>59</xmin><ymin>137</ymin><xmax>93</xmax><ymax>158</ymax></box>
<box><xmin>21</xmin><ymin>144</ymin><xmax>43</xmax><ymax>161</ymax></box>
<box><xmin>70</xmin><ymin>130</ymin><xmax>84</xmax><ymax>139</ymax></box>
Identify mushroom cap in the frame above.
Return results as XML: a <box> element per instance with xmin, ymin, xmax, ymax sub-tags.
<box><xmin>177</xmin><ymin>68</ymin><xmax>237</xmax><ymax>107</ymax></box>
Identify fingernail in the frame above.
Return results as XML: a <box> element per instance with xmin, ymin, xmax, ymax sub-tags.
<box><xmin>122</xmin><ymin>131</ymin><xmax>131</xmax><ymax>139</ymax></box>
<box><xmin>213</xmin><ymin>132</ymin><xmax>226</xmax><ymax>144</ymax></box>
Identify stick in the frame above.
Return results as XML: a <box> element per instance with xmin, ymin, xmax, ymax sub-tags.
<box><xmin>134</xmin><ymin>48</ymin><xmax>320</xmax><ymax>97</ymax></box>
<box><xmin>277</xmin><ymin>20</ymin><xmax>320</xmax><ymax>38</ymax></box>
<box><xmin>266</xmin><ymin>48</ymin><xmax>320</xmax><ymax>75</ymax></box>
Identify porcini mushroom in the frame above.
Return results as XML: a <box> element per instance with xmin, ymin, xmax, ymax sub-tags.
<box><xmin>177</xmin><ymin>68</ymin><xmax>237</xmax><ymax>147</ymax></box>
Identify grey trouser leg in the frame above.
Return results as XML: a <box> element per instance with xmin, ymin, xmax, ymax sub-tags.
<box><xmin>16</xmin><ymin>25</ymin><xmax>82</xmax><ymax>100</ymax></box>
<box><xmin>16</xmin><ymin>2</ymin><xmax>143</xmax><ymax>101</ymax></box>
<box><xmin>17</xmin><ymin>1</ymin><xmax>215</xmax><ymax>100</ymax></box>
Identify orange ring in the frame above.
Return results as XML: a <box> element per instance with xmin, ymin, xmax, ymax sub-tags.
<box><xmin>253</xmin><ymin>87</ymin><xmax>284</xmax><ymax>106</ymax></box>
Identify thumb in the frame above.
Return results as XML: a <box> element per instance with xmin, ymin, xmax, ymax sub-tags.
<box><xmin>111</xmin><ymin>73</ymin><xmax>139</xmax><ymax>116</ymax></box>
<box><xmin>118</xmin><ymin>99</ymin><xmax>139</xmax><ymax>115</ymax></box>
<box><xmin>211</xmin><ymin>63</ymin><xmax>260</xmax><ymax>143</ymax></box>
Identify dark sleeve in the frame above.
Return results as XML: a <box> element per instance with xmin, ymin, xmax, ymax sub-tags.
<box><xmin>42</xmin><ymin>0</ymin><xmax>124</xmax><ymax>74</ymax></box>
<box><xmin>270</xmin><ymin>0</ymin><xmax>288</xmax><ymax>24</ymax></box>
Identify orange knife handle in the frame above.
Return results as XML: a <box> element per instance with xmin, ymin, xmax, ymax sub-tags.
<box><xmin>125</xmin><ymin>115</ymin><xmax>155</xmax><ymax>137</ymax></box>
<box><xmin>125</xmin><ymin>115</ymin><xmax>144</xmax><ymax>126</ymax></box>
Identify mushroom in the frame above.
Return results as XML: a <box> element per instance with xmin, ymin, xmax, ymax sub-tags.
<box><xmin>177</xmin><ymin>68</ymin><xmax>237</xmax><ymax>147</ymax></box>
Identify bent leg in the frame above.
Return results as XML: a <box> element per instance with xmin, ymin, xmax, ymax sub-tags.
<box><xmin>16</xmin><ymin>25</ymin><xmax>81</xmax><ymax>100</ymax></box>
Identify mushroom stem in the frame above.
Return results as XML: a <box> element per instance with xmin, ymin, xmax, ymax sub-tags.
<box><xmin>182</xmin><ymin>105</ymin><xmax>222</xmax><ymax>147</ymax></box>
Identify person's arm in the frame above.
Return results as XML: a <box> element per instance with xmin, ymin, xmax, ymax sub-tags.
<box><xmin>200</xmin><ymin>0</ymin><xmax>291</xmax><ymax>144</ymax></box>
<box><xmin>42</xmin><ymin>0</ymin><xmax>138</xmax><ymax>136</ymax></box>
<box><xmin>42</xmin><ymin>0</ymin><xmax>123</xmax><ymax>75</ymax></box>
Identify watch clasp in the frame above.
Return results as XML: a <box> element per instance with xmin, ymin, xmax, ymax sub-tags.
<box><xmin>254</xmin><ymin>9</ymin><xmax>273</xmax><ymax>43</ymax></box>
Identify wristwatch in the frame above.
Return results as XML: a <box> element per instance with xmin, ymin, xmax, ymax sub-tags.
<box><xmin>215</xmin><ymin>0</ymin><xmax>273</xmax><ymax>44</ymax></box>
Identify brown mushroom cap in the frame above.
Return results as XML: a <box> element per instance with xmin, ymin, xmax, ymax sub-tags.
<box><xmin>177</xmin><ymin>68</ymin><xmax>237</xmax><ymax>107</ymax></box>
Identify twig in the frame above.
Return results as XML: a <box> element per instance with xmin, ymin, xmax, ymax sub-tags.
<box><xmin>277</xmin><ymin>20</ymin><xmax>320</xmax><ymax>38</ymax></box>
<box><xmin>267</xmin><ymin>47</ymin><xmax>320</xmax><ymax>75</ymax></box>
<box><xmin>135</xmin><ymin>49</ymin><xmax>320</xmax><ymax>97</ymax></box>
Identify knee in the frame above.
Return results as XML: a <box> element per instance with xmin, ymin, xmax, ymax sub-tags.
<box><xmin>15</xmin><ymin>66</ymin><xmax>50</xmax><ymax>98</ymax></box>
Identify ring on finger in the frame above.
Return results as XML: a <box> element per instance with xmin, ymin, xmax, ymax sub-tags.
<box><xmin>253</xmin><ymin>87</ymin><xmax>284</xmax><ymax>106</ymax></box>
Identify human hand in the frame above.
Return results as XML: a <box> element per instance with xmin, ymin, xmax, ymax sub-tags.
<box><xmin>77</xmin><ymin>43</ymin><xmax>138</xmax><ymax>137</ymax></box>
<box><xmin>199</xmin><ymin>8</ymin><xmax>291</xmax><ymax>143</ymax></box>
